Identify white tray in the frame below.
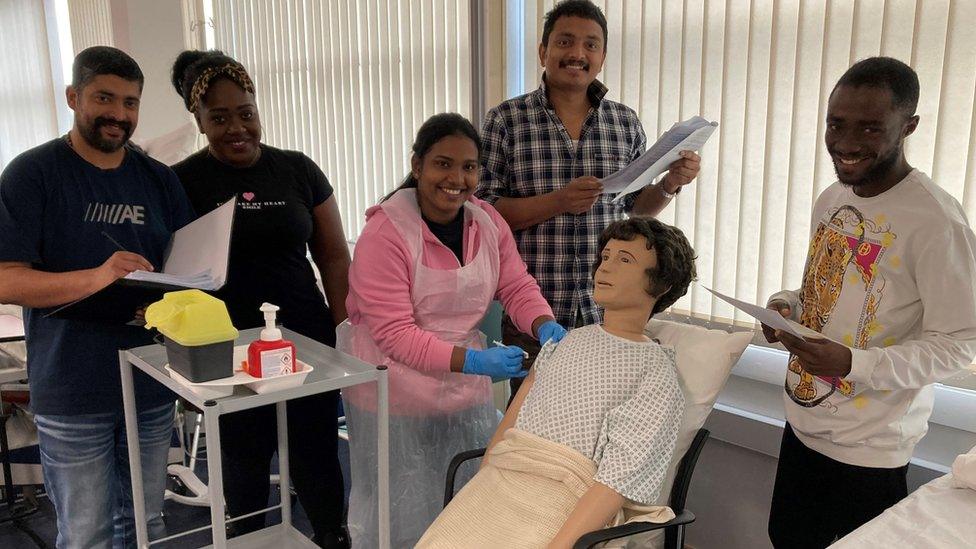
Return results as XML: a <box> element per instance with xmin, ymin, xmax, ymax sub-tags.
<box><xmin>165</xmin><ymin>345</ymin><xmax>313</xmax><ymax>398</ymax></box>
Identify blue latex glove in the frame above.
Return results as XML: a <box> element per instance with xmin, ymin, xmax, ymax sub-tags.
<box><xmin>462</xmin><ymin>346</ymin><xmax>527</xmax><ymax>379</ymax></box>
<box><xmin>537</xmin><ymin>320</ymin><xmax>567</xmax><ymax>345</ymax></box>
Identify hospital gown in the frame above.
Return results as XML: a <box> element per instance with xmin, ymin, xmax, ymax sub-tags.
<box><xmin>515</xmin><ymin>324</ymin><xmax>684</xmax><ymax>504</ymax></box>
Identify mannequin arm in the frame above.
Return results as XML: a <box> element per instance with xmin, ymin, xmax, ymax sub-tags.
<box><xmin>547</xmin><ymin>482</ymin><xmax>624</xmax><ymax>549</ymax></box>
<box><xmin>481</xmin><ymin>369</ymin><xmax>535</xmax><ymax>469</ymax></box>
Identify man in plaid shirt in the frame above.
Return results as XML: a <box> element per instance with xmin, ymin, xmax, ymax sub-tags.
<box><xmin>477</xmin><ymin>0</ymin><xmax>700</xmax><ymax>398</ymax></box>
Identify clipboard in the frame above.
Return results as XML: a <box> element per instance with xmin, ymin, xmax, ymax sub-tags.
<box><xmin>45</xmin><ymin>198</ymin><xmax>237</xmax><ymax>325</ymax></box>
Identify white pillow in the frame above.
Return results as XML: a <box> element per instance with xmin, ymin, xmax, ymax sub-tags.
<box><xmin>645</xmin><ymin>319</ymin><xmax>753</xmax><ymax>506</ymax></box>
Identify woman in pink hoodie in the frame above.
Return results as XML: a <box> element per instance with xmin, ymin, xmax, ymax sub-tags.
<box><xmin>338</xmin><ymin>113</ymin><xmax>564</xmax><ymax>548</ymax></box>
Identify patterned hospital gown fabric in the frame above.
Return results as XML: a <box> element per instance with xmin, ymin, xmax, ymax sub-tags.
<box><xmin>515</xmin><ymin>324</ymin><xmax>684</xmax><ymax>504</ymax></box>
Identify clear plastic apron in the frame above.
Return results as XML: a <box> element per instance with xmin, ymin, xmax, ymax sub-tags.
<box><xmin>338</xmin><ymin>190</ymin><xmax>501</xmax><ymax>548</ymax></box>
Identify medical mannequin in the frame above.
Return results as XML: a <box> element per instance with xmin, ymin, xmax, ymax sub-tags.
<box><xmin>418</xmin><ymin>217</ymin><xmax>696</xmax><ymax>548</ymax></box>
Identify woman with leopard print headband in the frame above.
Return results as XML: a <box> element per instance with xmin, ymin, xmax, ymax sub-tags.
<box><xmin>171</xmin><ymin>49</ymin><xmax>351</xmax><ymax>548</ymax></box>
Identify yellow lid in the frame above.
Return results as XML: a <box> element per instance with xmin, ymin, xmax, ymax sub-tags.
<box><xmin>145</xmin><ymin>290</ymin><xmax>239</xmax><ymax>346</ymax></box>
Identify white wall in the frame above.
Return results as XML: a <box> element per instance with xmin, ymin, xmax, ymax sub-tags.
<box><xmin>109</xmin><ymin>0</ymin><xmax>193</xmax><ymax>141</ymax></box>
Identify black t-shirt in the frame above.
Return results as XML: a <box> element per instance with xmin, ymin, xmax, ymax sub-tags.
<box><xmin>173</xmin><ymin>145</ymin><xmax>336</xmax><ymax>344</ymax></box>
<box><xmin>423</xmin><ymin>210</ymin><xmax>464</xmax><ymax>263</ymax></box>
<box><xmin>0</xmin><ymin>139</ymin><xmax>194</xmax><ymax>414</ymax></box>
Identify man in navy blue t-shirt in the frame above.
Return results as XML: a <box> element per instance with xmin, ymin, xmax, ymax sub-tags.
<box><xmin>0</xmin><ymin>47</ymin><xmax>194</xmax><ymax>547</ymax></box>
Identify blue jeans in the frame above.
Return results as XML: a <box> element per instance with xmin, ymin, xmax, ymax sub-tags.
<box><xmin>34</xmin><ymin>402</ymin><xmax>173</xmax><ymax>549</ymax></box>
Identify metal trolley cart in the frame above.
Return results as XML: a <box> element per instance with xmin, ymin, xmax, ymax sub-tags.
<box><xmin>119</xmin><ymin>327</ymin><xmax>390</xmax><ymax>548</ymax></box>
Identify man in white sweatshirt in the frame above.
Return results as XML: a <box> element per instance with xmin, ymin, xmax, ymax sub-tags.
<box><xmin>762</xmin><ymin>57</ymin><xmax>976</xmax><ymax>548</ymax></box>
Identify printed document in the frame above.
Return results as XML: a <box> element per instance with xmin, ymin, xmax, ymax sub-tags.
<box><xmin>604</xmin><ymin>116</ymin><xmax>718</xmax><ymax>201</ymax></box>
<box><xmin>124</xmin><ymin>197</ymin><xmax>235</xmax><ymax>290</ymax></box>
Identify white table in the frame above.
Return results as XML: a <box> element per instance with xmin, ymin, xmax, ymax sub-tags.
<box><xmin>830</xmin><ymin>474</ymin><xmax>976</xmax><ymax>548</ymax></box>
<box><xmin>119</xmin><ymin>327</ymin><xmax>390</xmax><ymax>549</ymax></box>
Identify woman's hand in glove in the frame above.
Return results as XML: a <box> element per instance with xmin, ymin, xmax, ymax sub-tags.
<box><xmin>462</xmin><ymin>346</ymin><xmax>527</xmax><ymax>379</ymax></box>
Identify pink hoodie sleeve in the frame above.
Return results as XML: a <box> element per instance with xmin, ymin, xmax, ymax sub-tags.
<box><xmin>480</xmin><ymin>201</ymin><xmax>554</xmax><ymax>336</ymax></box>
<box><xmin>347</xmin><ymin>213</ymin><xmax>455</xmax><ymax>372</ymax></box>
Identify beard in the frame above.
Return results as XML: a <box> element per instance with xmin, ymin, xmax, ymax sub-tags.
<box><xmin>833</xmin><ymin>144</ymin><xmax>901</xmax><ymax>188</ymax></box>
<box><xmin>77</xmin><ymin>116</ymin><xmax>133</xmax><ymax>153</ymax></box>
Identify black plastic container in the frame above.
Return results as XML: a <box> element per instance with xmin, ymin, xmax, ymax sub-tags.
<box><xmin>162</xmin><ymin>336</ymin><xmax>234</xmax><ymax>382</ymax></box>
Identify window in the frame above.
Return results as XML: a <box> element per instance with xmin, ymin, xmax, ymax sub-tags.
<box><xmin>66</xmin><ymin>0</ymin><xmax>114</xmax><ymax>53</ymax></box>
<box><xmin>0</xmin><ymin>0</ymin><xmax>59</xmax><ymax>172</ymax></box>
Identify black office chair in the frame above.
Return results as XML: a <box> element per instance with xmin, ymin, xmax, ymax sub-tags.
<box><xmin>443</xmin><ymin>428</ymin><xmax>710</xmax><ymax>549</ymax></box>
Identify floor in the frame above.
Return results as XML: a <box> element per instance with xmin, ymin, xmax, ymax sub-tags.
<box><xmin>0</xmin><ymin>438</ymin><xmax>352</xmax><ymax>548</ymax></box>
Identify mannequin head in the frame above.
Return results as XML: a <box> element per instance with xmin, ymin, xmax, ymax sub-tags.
<box><xmin>593</xmin><ymin>217</ymin><xmax>697</xmax><ymax>319</ymax></box>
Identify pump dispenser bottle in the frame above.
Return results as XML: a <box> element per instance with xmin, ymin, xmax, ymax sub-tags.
<box><xmin>246</xmin><ymin>303</ymin><xmax>296</xmax><ymax>378</ymax></box>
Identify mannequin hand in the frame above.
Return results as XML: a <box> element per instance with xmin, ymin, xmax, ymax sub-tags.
<box><xmin>537</xmin><ymin>321</ymin><xmax>567</xmax><ymax>345</ymax></box>
<box><xmin>462</xmin><ymin>347</ymin><xmax>527</xmax><ymax>379</ymax></box>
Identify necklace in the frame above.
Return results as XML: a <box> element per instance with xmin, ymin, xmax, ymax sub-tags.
<box><xmin>64</xmin><ymin>132</ymin><xmax>74</xmax><ymax>150</ymax></box>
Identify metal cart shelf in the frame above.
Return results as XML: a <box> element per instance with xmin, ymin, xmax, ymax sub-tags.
<box><xmin>119</xmin><ymin>327</ymin><xmax>389</xmax><ymax>548</ymax></box>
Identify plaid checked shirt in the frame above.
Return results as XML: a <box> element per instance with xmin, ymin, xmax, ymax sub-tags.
<box><xmin>477</xmin><ymin>78</ymin><xmax>647</xmax><ymax>326</ymax></box>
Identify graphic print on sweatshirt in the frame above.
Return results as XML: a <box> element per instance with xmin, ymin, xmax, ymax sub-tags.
<box><xmin>787</xmin><ymin>205</ymin><xmax>897</xmax><ymax>407</ymax></box>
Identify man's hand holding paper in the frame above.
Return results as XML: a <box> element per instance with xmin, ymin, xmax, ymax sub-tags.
<box><xmin>90</xmin><ymin>251</ymin><xmax>155</xmax><ymax>295</ymax></box>
<box><xmin>761</xmin><ymin>300</ymin><xmax>792</xmax><ymax>343</ymax></box>
<box><xmin>760</xmin><ymin>304</ymin><xmax>852</xmax><ymax>378</ymax></box>
<box><xmin>710</xmin><ymin>287</ymin><xmax>853</xmax><ymax>377</ymax></box>
<box><xmin>775</xmin><ymin>330</ymin><xmax>853</xmax><ymax>377</ymax></box>
<box><xmin>661</xmin><ymin>150</ymin><xmax>701</xmax><ymax>195</ymax></box>
<box><xmin>603</xmin><ymin>116</ymin><xmax>717</xmax><ymax>201</ymax></box>
<box><xmin>556</xmin><ymin>176</ymin><xmax>603</xmax><ymax>214</ymax></box>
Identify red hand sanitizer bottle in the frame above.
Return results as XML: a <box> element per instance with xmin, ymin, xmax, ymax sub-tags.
<box><xmin>247</xmin><ymin>303</ymin><xmax>296</xmax><ymax>378</ymax></box>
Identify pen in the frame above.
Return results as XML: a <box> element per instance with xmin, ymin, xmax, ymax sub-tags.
<box><xmin>492</xmin><ymin>339</ymin><xmax>529</xmax><ymax>359</ymax></box>
<box><xmin>101</xmin><ymin>230</ymin><xmax>128</xmax><ymax>252</ymax></box>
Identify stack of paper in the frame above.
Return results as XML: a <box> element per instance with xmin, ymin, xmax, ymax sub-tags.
<box><xmin>124</xmin><ymin>268</ymin><xmax>217</xmax><ymax>290</ymax></box>
<box><xmin>603</xmin><ymin>116</ymin><xmax>719</xmax><ymax>201</ymax></box>
<box><xmin>122</xmin><ymin>197</ymin><xmax>235</xmax><ymax>291</ymax></box>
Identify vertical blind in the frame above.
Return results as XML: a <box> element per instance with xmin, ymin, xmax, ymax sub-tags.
<box><xmin>67</xmin><ymin>0</ymin><xmax>114</xmax><ymax>53</ymax></box>
<box><xmin>181</xmin><ymin>0</ymin><xmax>208</xmax><ymax>51</ymax></box>
<box><xmin>0</xmin><ymin>0</ymin><xmax>58</xmax><ymax>172</ymax></box>
<box><xmin>521</xmin><ymin>0</ymin><xmax>976</xmax><ymax>329</ymax></box>
<box><xmin>209</xmin><ymin>0</ymin><xmax>473</xmax><ymax>238</ymax></box>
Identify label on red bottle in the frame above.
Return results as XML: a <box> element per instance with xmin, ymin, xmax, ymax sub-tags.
<box><xmin>260</xmin><ymin>348</ymin><xmax>293</xmax><ymax>378</ymax></box>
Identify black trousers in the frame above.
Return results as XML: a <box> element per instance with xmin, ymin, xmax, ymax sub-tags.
<box><xmin>219</xmin><ymin>390</ymin><xmax>344</xmax><ymax>544</ymax></box>
<box><xmin>768</xmin><ymin>423</ymin><xmax>908</xmax><ymax>549</ymax></box>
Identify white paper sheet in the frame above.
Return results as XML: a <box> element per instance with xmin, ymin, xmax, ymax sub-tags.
<box><xmin>124</xmin><ymin>197</ymin><xmax>236</xmax><ymax>290</ymax></box>
<box><xmin>603</xmin><ymin>116</ymin><xmax>718</xmax><ymax>201</ymax></box>
<box><xmin>704</xmin><ymin>287</ymin><xmax>828</xmax><ymax>340</ymax></box>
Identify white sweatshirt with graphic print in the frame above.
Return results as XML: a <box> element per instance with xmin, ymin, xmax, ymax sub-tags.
<box><xmin>770</xmin><ymin>169</ymin><xmax>976</xmax><ymax>468</ymax></box>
